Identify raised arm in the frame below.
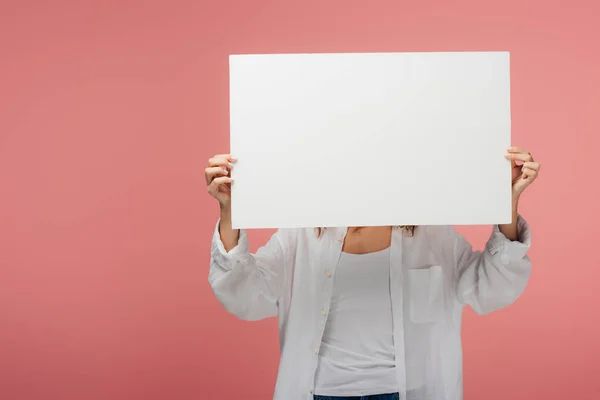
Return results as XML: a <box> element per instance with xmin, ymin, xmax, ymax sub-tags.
<box><xmin>455</xmin><ymin>145</ymin><xmax>539</xmax><ymax>314</ymax></box>
<box><xmin>454</xmin><ymin>214</ymin><xmax>532</xmax><ymax>315</ymax></box>
<box><xmin>205</xmin><ymin>153</ymin><xmax>293</xmax><ymax>321</ymax></box>
<box><xmin>209</xmin><ymin>213</ymin><xmax>292</xmax><ymax>321</ymax></box>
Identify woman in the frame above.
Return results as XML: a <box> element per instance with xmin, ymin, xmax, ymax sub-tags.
<box><xmin>205</xmin><ymin>147</ymin><xmax>540</xmax><ymax>400</ymax></box>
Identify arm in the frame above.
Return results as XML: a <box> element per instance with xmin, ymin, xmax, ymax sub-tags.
<box><xmin>209</xmin><ymin>208</ymin><xmax>292</xmax><ymax>321</ymax></box>
<box><xmin>498</xmin><ymin>197</ymin><xmax>520</xmax><ymax>241</ymax></box>
<box><xmin>455</xmin><ymin>145</ymin><xmax>540</xmax><ymax>314</ymax></box>
<box><xmin>218</xmin><ymin>207</ymin><xmax>239</xmax><ymax>251</ymax></box>
<box><xmin>454</xmin><ymin>212</ymin><xmax>532</xmax><ymax>315</ymax></box>
<box><xmin>205</xmin><ymin>153</ymin><xmax>292</xmax><ymax>321</ymax></box>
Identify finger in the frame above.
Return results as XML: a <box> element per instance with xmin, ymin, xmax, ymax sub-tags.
<box><xmin>506</xmin><ymin>147</ymin><xmax>529</xmax><ymax>167</ymax></box>
<box><xmin>214</xmin><ymin>154</ymin><xmax>237</xmax><ymax>163</ymax></box>
<box><xmin>521</xmin><ymin>167</ymin><xmax>538</xmax><ymax>180</ymax></box>
<box><xmin>505</xmin><ymin>152</ymin><xmax>534</xmax><ymax>162</ymax></box>
<box><xmin>207</xmin><ymin>176</ymin><xmax>234</xmax><ymax>194</ymax></box>
<box><xmin>204</xmin><ymin>166</ymin><xmax>229</xmax><ymax>184</ymax></box>
<box><xmin>208</xmin><ymin>156</ymin><xmax>236</xmax><ymax>169</ymax></box>
<box><xmin>506</xmin><ymin>146</ymin><xmax>528</xmax><ymax>154</ymax></box>
<box><xmin>522</xmin><ymin>161</ymin><xmax>540</xmax><ymax>171</ymax></box>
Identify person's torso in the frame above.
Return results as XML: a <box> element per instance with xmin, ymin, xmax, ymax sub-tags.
<box><xmin>273</xmin><ymin>226</ymin><xmax>463</xmax><ymax>400</ymax></box>
<box><xmin>314</xmin><ymin>247</ymin><xmax>397</xmax><ymax>396</ymax></box>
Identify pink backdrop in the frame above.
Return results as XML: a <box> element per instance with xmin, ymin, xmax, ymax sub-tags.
<box><xmin>1</xmin><ymin>1</ymin><xmax>599</xmax><ymax>399</ymax></box>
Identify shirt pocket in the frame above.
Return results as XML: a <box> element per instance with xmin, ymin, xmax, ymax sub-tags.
<box><xmin>407</xmin><ymin>265</ymin><xmax>443</xmax><ymax>324</ymax></box>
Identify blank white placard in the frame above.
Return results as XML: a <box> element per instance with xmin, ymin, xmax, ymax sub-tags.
<box><xmin>229</xmin><ymin>52</ymin><xmax>511</xmax><ymax>229</ymax></box>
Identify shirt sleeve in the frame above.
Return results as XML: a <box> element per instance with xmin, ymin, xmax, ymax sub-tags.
<box><xmin>454</xmin><ymin>214</ymin><xmax>532</xmax><ymax>315</ymax></box>
<box><xmin>208</xmin><ymin>219</ymin><xmax>293</xmax><ymax>321</ymax></box>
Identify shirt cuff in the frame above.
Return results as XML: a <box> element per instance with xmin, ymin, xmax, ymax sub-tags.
<box><xmin>487</xmin><ymin>214</ymin><xmax>531</xmax><ymax>265</ymax></box>
<box><xmin>211</xmin><ymin>218</ymin><xmax>250</xmax><ymax>268</ymax></box>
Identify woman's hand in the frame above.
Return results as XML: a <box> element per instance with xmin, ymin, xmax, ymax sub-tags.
<box><xmin>504</xmin><ymin>146</ymin><xmax>541</xmax><ymax>200</ymax></box>
<box><xmin>499</xmin><ymin>146</ymin><xmax>540</xmax><ymax>241</ymax></box>
<box><xmin>205</xmin><ymin>153</ymin><xmax>236</xmax><ymax>208</ymax></box>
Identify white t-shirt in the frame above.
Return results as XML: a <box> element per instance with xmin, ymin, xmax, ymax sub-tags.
<box><xmin>314</xmin><ymin>247</ymin><xmax>398</xmax><ymax>397</ymax></box>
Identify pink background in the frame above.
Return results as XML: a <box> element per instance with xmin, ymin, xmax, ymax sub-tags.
<box><xmin>1</xmin><ymin>1</ymin><xmax>599</xmax><ymax>399</ymax></box>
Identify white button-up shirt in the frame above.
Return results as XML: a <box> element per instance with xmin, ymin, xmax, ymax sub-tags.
<box><xmin>209</xmin><ymin>217</ymin><xmax>532</xmax><ymax>400</ymax></box>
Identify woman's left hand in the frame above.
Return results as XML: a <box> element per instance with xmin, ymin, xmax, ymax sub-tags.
<box><xmin>504</xmin><ymin>146</ymin><xmax>541</xmax><ymax>199</ymax></box>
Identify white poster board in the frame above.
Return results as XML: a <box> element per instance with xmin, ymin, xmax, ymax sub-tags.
<box><xmin>229</xmin><ymin>52</ymin><xmax>511</xmax><ymax>229</ymax></box>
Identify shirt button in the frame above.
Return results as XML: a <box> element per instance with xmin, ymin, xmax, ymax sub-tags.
<box><xmin>309</xmin><ymin>387</ymin><xmax>313</xmax><ymax>394</ymax></box>
<box><xmin>314</xmin><ymin>347</ymin><xmax>319</xmax><ymax>354</ymax></box>
<box><xmin>336</xmin><ymin>235</ymin><xmax>343</xmax><ymax>242</ymax></box>
<box><xmin>501</xmin><ymin>253</ymin><xmax>510</xmax><ymax>265</ymax></box>
<box><xmin>325</xmin><ymin>270</ymin><xmax>332</xmax><ymax>277</ymax></box>
<box><xmin>321</xmin><ymin>310</ymin><xmax>327</xmax><ymax>316</ymax></box>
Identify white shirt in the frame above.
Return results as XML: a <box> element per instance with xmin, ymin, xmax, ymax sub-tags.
<box><xmin>314</xmin><ymin>248</ymin><xmax>397</xmax><ymax>397</ymax></box>
<box><xmin>209</xmin><ymin>216</ymin><xmax>532</xmax><ymax>400</ymax></box>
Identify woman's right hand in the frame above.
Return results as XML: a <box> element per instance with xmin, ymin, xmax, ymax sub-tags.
<box><xmin>205</xmin><ymin>153</ymin><xmax>236</xmax><ymax>208</ymax></box>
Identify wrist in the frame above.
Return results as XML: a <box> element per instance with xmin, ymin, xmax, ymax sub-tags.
<box><xmin>220</xmin><ymin>204</ymin><xmax>232</xmax><ymax>219</ymax></box>
<box><xmin>511</xmin><ymin>195</ymin><xmax>520</xmax><ymax>212</ymax></box>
